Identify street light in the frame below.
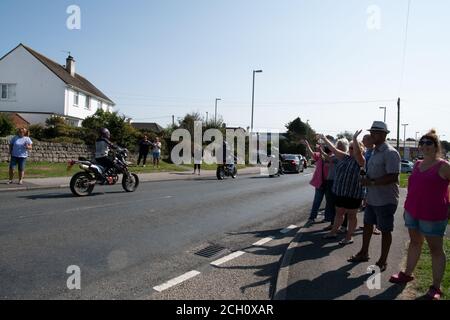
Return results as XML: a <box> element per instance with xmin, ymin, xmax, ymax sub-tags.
<box><xmin>379</xmin><ymin>107</ymin><xmax>387</xmax><ymax>123</ymax></box>
<box><xmin>415</xmin><ymin>131</ymin><xmax>420</xmax><ymax>148</ymax></box>
<box><xmin>214</xmin><ymin>98</ymin><xmax>221</xmax><ymax>124</ymax></box>
<box><xmin>251</xmin><ymin>70</ymin><xmax>263</xmax><ymax>132</ymax></box>
<box><xmin>402</xmin><ymin>123</ymin><xmax>409</xmax><ymax>159</ymax></box>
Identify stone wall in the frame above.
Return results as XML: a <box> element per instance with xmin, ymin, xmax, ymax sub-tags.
<box><xmin>0</xmin><ymin>139</ymin><xmax>139</xmax><ymax>163</ymax></box>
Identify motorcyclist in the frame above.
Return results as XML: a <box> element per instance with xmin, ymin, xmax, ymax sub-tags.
<box><xmin>95</xmin><ymin>128</ymin><xmax>119</xmax><ymax>181</ymax></box>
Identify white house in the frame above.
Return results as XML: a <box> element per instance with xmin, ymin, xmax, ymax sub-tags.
<box><xmin>0</xmin><ymin>44</ymin><xmax>115</xmax><ymax>126</ymax></box>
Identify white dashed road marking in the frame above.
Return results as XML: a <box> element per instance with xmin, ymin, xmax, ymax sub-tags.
<box><xmin>153</xmin><ymin>223</ymin><xmax>299</xmax><ymax>293</ymax></box>
<box><xmin>280</xmin><ymin>225</ymin><xmax>297</xmax><ymax>234</ymax></box>
<box><xmin>153</xmin><ymin>270</ymin><xmax>201</xmax><ymax>292</ymax></box>
<box><xmin>252</xmin><ymin>237</ymin><xmax>275</xmax><ymax>246</ymax></box>
<box><xmin>211</xmin><ymin>251</ymin><xmax>245</xmax><ymax>266</ymax></box>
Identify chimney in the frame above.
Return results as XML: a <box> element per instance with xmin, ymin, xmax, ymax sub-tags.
<box><xmin>66</xmin><ymin>55</ymin><xmax>76</xmax><ymax>77</ymax></box>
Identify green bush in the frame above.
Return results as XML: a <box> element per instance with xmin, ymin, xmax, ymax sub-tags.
<box><xmin>0</xmin><ymin>113</ymin><xmax>15</xmax><ymax>137</ymax></box>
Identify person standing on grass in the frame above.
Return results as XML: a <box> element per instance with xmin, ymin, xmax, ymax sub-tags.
<box><xmin>152</xmin><ymin>137</ymin><xmax>162</xmax><ymax>169</ymax></box>
<box><xmin>389</xmin><ymin>129</ymin><xmax>450</xmax><ymax>300</ymax></box>
<box><xmin>8</xmin><ymin>128</ymin><xmax>33</xmax><ymax>185</ymax></box>
<box><xmin>321</xmin><ymin>131</ymin><xmax>366</xmax><ymax>245</ymax></box>
<box><xmin>348</xmin><ymin>121</ymin><xmax>401</xmax><ymax>272</ymax></box>
<box><xmin>137</xmin><ymin>135</ymin><xmax>152</xmax><ymax>167</ymax></box>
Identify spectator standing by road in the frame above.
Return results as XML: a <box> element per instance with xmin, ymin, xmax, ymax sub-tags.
<box><xmin>137</xmin><ymin>135</ymin><xmax>152</xmax><ymax>167</ymax></box>
<box><xmin>8</xmin><ymin>128</ymin><xmax>32</xmax><ymax>185</ymax></box>
<box><xmin>301</xmin><ymin>139</ymin><xmax>331</xmax><ymax>225</ymax></box>
<box><xmin>390</xmin><ymin>129</ymin><xmax>450</xmax><ymax>300</ymax></box>
<box><xmin>349</xmin><ymin>121</ymin><xmax>401</xmax><ymax>272</ymax></box>
<box><xmin>152</xmin><ymin>137</ymin><xmax>162</xmax><ymax>169</ymax></box>
<box><xmin>321</xmin><ymin>131</ymin><xmax>366</xmax><ymax>245</ymax></box>
<box><xmin>362</xmin><ymin>134</ymin><xmax>381</xmax><ymax>235</ymax></box>
<box><xmin>322</xmin><ymin>138</ymin><xmax>349</xmax><ymax>231</ymax></box>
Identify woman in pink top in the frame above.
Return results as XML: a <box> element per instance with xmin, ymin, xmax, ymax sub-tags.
<box><xmin>390</xmin><ymin>130</ymin><xmax>450</xmax><ymax>300</ymax></box>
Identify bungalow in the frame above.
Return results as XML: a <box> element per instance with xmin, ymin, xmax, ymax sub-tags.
<box><xmin>0</xmin><ymin>43</ymin><xmax>115</xmax><ymax>126</ymax></box>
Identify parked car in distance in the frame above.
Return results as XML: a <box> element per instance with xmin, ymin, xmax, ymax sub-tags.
<box><xmin>281</xmin><ymin>154</ymin><xmax>303</xmax><ymax>173</ymax></box>
<box><xmin>401</xmin><ymin>162</ymin><xmax>413</xmax><ymax>174</ymax></box>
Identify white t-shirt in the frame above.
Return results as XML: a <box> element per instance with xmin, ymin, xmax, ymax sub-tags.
<box><xmin>153</xmin><ymin>142</ymin><xmax>162</xmax><ymax>153</ymax></box>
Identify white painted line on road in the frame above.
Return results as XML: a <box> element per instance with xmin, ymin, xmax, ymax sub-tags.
<box><xmin>153</xmin><ymin>270</ymin><xmax>201</xmax><ymax>292</ymax></box>
<box><xmin>252</xmin><ymin>237</ymin><xmax>275</xmax><ymax>246</ymax></box>
<box><xmin>280</xmin><ymin>225</ymin><xmax>297</xmax><ymax>234</ymax></box>
<box><xmin>211</xmin><ymin>251</ymin><xmax>245</xmax><ymax>266</ymax></box>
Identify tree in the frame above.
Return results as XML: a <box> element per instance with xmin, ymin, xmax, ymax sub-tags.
<box><xmin>0</xmin><ymin>113</ymin><xmax>15</xmax><ymax>137</ymax></box>
<box><xmin>280</xmin><ymin>117</ymin><xmax>316</xmax><ymax>156</ymax></box>
<box><xmin>337</xmin><ymin>131</ymin><xmax>353</xmax><ymax>141</ymax></box>
<box><xmin>82</xmin><ymin>109</ymin><xmax>139</xmax><ymax>149</ymax></box>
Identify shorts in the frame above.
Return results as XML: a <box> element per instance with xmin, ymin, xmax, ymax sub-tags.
<box><xmin>153</xmin><ymin>152</ymin><xmax>161</xmax><ymax>159</ymax></box>
<box><xmin>9</xmin><ymin>157</ymin><xmax>27</xmax><ymax>171</ymax></box>
<box><xmin>335</xmin><ymin>196</ymin><xmax>363</xmax><ymax>210</ymax></box>
<box><xmin>404</xmin><ymin>211</ymin><xmax>448</xmax><ymax>237</ymax></box>
<box><xmin>364</xmin><ymin>204</ymin><xmax>398</xmax><ymax>232</ymax></box>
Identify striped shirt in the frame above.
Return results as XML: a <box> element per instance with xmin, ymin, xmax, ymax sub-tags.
<box><xmin>332</xmin><ymin>155</ymin><xmax>364</xmax><ymax>199</ymax></box>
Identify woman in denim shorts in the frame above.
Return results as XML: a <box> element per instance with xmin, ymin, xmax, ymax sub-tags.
<box><xmin>389</xmin><ymin>129</ymin><xmax>450</xmax><ymax>300</ymax></box>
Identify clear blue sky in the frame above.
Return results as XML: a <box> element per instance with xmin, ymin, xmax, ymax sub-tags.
<box><xmin>1</xmin><ymin>0</ymin><xmax>449</xmax><ymax>140</ymax></box>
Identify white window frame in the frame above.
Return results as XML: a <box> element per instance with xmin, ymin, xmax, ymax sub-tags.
<box><xmin>97</xmin><ymin>100</ymin><xmax>102</xmax><ymax>110</ymax></box>
<box><xmin>85</xmin><ymin>96</ymin><xmax>91</xmax><ymax>110</ymax></box>
<box><xmin>73</xmin><ymin>91</ymin><xmax>80</xmax><ymax>107</ymax></box>
<box><xmin>0</xmin><ymin>83</ymin><xmax>17</xmax><ymax>101</ymax></box>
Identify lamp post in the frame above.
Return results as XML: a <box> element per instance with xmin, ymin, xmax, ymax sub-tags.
<box><xmin>415</xmin><ymin>131</ymin><xmax>419</xmax><ymax>148</ymax></box>
<box><xmin>402</xmin><ymin>123</ymin><xmax>409</xmax><ymax>159</ymax></box>
<box><xmin>214</xmin><ymin>98</ymin><xmax>221</xmax><ymax>124</ymax></box>
<box><xmin>251</xmin><ymin>70</ymin><xmax>263</xmax><ymax>132</ymax></box>
<box><xmin>379</xmin><ymin>107</ymin><xmax>387</xmax><ymax>123</ymax></box>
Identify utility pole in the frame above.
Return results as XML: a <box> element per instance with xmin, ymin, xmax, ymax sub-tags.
<box><xmin>402</xmin><ymin>123</ymin><xmax>409</xmax><ymax>159</ymax></box>
<box><xmin>172</xmin><ymin>115</ymin><xmax>175</xmax><ymax>126</ymax></box>
<box><xmin>206</xmin><ymin>112</ymin><xmax>209</xmax><ymax>123</ymax></box>
<box><xmin>397</xmin><ymin>98</ymin><xmax>401</xmax><ymax>151</ymax></box>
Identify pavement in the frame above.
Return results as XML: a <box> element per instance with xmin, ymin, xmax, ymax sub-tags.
<box><xmin>274</xmin><ymin>188</ymin><xmax>412</xmax><ymax>300</ymax></box>
<box><xmin>0</xmin><ymin>166</ymin><xmax>262</xmax><ymax>192</ymax></box>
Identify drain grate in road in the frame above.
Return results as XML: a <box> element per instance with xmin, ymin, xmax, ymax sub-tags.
<box><xmin>194</xmin><ymin>244</ymin><xmax>227</xmax><ymax>258</ymax></box>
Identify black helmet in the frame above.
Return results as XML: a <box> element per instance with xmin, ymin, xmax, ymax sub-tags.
<box><xmin>100</xmin><ymin>128</ymin><xmax>110</xmax><ymax>139</ymax></box>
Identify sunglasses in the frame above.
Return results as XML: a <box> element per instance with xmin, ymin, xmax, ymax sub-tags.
<box><xmin>419</xmin><ymin>140</ymin><xmax>434</xmax><ymax>146</ymax></box>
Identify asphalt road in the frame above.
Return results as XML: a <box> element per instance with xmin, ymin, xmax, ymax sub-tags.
<box><xmin>0</xmin><ymin>170</ymin><xmax>314</xmax><ymax>299</ymax></box>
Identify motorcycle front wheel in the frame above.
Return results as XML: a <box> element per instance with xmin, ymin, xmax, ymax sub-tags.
<box><xmin>70</xmin><ymin>172</ymin><xmax>95</xmax><ymax>197</ymax></box>
<box><xmin>231</xmin><ymin>167</ymin><xmax>237</xmax><ymax>179</ymax></box>
<box><xmin>122</xmin><ymin>173</ymin><xmax>139</xmax><ymax>192</ymax></box>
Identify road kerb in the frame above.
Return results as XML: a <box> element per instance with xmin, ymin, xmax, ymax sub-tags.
<box><xmin>272</xmin><ymin>219</ymin><xmax>309</xmax><ymax>300</ymax></box>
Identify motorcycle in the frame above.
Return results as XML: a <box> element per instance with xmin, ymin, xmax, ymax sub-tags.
<box><xmin>216</xmin><ymin>163</ymin><xmax>237</xmax><ymax>180</ymax></box>
<box><xmin>267</xmin><ymin>155</ymin><xmax>283</xmax><ymax>177</ymax></box>
<box><xmin>68</xmin><ymin>147</ymin><xmax>139</xmax><ymax>197</ymax></box>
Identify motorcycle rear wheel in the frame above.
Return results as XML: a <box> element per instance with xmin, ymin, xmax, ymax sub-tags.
<box><xmin>70</xmin><ymin>172</ymin><xmax>95</xmax><ymax>197</ymax></box>
<box><xmin>216</xmin><ymin>167</ymin><xmax>225</xmax><ymax>180</ymax></box>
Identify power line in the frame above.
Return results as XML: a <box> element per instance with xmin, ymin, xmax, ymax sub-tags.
<box><xmin>399</xmin><ymin>0</ymin><xmax>412</xmax><ymax>95</ymax></box>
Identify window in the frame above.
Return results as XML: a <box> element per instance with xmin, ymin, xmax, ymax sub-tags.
<box><xmin>97</xmin><ymin>101</ymin><xmax>102</xmax><ymax>110</ymax></box>
<box><xmin>0</xmin><ymin>84</ymin><xmax>16</xmax><ymax>101</ymax></box>
<box><xmin>85</xmin><ymin>96</ymin><xmax>91</xmax><ymax>110</ymax></box>
<box><xmin>73</xmin><ymin>91</ymin><xmax>79</xmax><ymax>106</ymax></box>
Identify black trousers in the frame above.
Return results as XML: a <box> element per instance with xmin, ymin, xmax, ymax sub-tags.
<box><xmin>137</xmin><ymin>152</ymin><xmax>148</xmax><ymax>165</ymax></box>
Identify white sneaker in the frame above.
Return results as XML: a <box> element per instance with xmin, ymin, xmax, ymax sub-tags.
<box><xmin>6</xmin><ymin>180</ymin><xmax>13</xmax><ymax>185</ymax></box>
<box><xmin>18</xmin><ymin>180</ymin><xmax>24</xmax><ymax>185</ymax></box>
